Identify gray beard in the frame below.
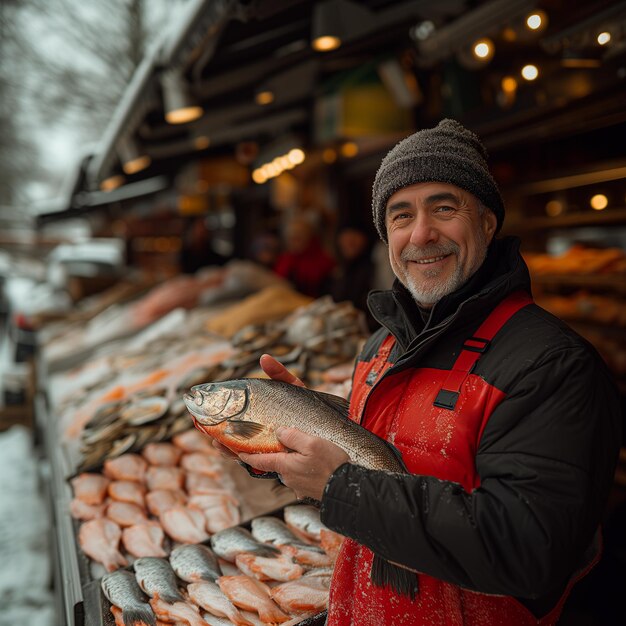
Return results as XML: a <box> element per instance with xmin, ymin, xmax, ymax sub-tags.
<box><xmin>399</xmin><ymin>233</ymin><xmax>489</xmax><ymax>307</ymax></box>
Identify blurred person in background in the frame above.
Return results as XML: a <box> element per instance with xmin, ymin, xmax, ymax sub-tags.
<box><xmin>249</xmin><ymin>231</ymin><xmax>282</xmax><ymax>270</ymax></box>
<box><xmin>180</xmin><ymin>216</ymin><xmax>228</xmax><ymax>274</ymax></box>
<box><xmin>273</xmin><ymin>214</ymin><xmax>335</xmax><ymax>298</ymax></box>
<box><xmin>326</xmin><ymin>221</ymin><xmax>377</xmax><ymax>330</ymax></box>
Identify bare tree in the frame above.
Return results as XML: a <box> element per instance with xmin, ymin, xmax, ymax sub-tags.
<box><xmin>3</xmin><ymin>0</ymin><xmax>179</xmax><ymax>204</ymax></box>
<box><xmin>0</xmin><ymin>1</ymin><xmax>40</xmax><ymax>207</ymax></box>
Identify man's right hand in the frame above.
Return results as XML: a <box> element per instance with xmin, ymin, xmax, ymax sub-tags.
<box><xmin>211</xmin><ymin>353</ymin><xmax>305</xmax><ymax>458</ymax></box>
<box><xmin>259</xmin><ymin>353</ymin><xmax>306</xmax><ymax>387</ymax></box>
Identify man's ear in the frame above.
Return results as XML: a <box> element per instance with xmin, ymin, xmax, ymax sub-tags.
<box><xmin>482</xmin><ymin>209</ymin><xmax>498</xmax><ymax>241</ymax></box>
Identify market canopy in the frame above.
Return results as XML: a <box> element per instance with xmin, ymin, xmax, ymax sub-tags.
<box><xmin>40</xmin><ymin>0</ymin><xmax>626</xmax><ymax>216</ymax></box>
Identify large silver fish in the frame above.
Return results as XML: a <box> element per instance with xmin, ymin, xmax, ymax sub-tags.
<box><xmin>183</xmin><ymin>378</ymin><xmax>407</xmax><ymax>472</ymax></box>
<box><xmin>133</xmin><ymin>557</ymin><xmax>185</xmax><ymax>604</ymax></box>
<box><xmin>169</xmin><ymin>544</ymin><xmax>222</xmax><ymax>583</ymax></box>
<box><xmin>101</xmin><ymin>569</ymin><xmax>156</xmax><ymax>626</ymax></box>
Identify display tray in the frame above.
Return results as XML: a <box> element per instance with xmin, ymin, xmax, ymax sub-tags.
<box><xmin>87</xmin><ymin>504</ymin><xmax>330</xmax><ymax>626</ymax></box>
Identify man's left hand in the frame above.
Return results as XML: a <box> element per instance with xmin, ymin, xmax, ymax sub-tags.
<box><xmin>238</xmin><ymin>428</ymin><xmax>350</xmax><ymax>501</ymax></box>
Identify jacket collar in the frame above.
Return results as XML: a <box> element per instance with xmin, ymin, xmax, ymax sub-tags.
<box><xmin>367</xmin><ymin>236</ymin><xmax>531</xmax><ymax>349</ymax></box>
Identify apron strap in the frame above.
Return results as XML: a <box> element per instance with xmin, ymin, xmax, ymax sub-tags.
<box><xmin>433</xmin><ymin>291</ymin><xmax>534</xmax><ymax>410</ymax></box>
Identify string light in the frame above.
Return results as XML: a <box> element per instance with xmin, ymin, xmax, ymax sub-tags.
<box><xmin>252</xmin><ymin>148</ymin><xmax>306</xmax><ymax>184</ymax></box>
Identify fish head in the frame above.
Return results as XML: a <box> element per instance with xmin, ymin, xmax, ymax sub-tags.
<box><xmin>183</xmin><ymin>380</ymin><xmax>249</xmax><ymax>426</ymax></box>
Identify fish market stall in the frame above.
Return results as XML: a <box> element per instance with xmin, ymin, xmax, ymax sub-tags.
<box><xmin>36</xmin><ymin>283</ymin><xmax>368</xmax><ymax>625</ymax></box>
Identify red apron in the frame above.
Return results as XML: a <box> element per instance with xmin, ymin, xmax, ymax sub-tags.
<box><xmin>327</xmin><ymin>292</ymin><xmax>599</xmax><ymax>625</ymax></box>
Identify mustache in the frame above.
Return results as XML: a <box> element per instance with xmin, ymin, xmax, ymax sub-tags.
<box><xmin>400</xmin><ymin>242</ymin><xmax>459</xmax><ymax>262</ymax></box>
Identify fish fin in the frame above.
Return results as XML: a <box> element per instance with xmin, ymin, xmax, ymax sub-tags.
<box><xmin>121</xmin><ymin>605</ymin><xmax>157</xmax><ymax>626</ymax></box>
<box><xmin>161</xmin><ymin>590</ymin><xmax>186</xmax><ymax>604</ymax></box>
<box><xmin>314</xmin><ymin>391</ymin><xmax>350</xmax><ymax>419</ymax></box>
<box><xmin>382</xmin><ymin>439</ymin><xmax>409</xmax><ymax>472</ymax></box>
<box><xmin>371</xmin><ymin>554</ymin><xmax>419</xmax><ymax>600</ymax></box>
<box><xmin>253</xmin><ymin>543</ymin><xmax>281</xmax><ymax>558</ymax></box>
<box><xmin>226</xmin><ymin>420</ymin><xmax>266</xmax><ymax>439</ymax></box>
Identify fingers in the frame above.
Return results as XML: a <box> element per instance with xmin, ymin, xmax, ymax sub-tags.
<box><xmin>238</xmin><ymin>451</ymin><xmax>288</xmax><ymax>474</ymax></box>
<box><xmin>260</xmin><ymin>354</ymin><xmax>305</xmax><ymax>387</ymax></box>
<box><xmin>275</xmin><ymin>427</ymin><xmax>314</xmax><ymax>453</ymax></box>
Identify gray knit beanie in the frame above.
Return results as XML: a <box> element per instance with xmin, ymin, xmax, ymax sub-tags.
<box><xmin>372</xmin><ymin>119</ymin><xmax>504</xmax><ymax>242</ymax></box>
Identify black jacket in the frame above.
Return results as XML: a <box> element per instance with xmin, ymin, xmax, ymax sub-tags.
<box><xmin>320</xmin><ymin>236</ymin><xmax>621</xmax><ymax>616</ymax></box>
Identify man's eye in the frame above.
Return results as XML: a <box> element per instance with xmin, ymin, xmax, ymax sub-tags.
<box><xmin>435</xmin><ymin>205</ymin><xmax>455</xmax><ymax>213</ymax></box>
<box><xmin>392</xmin><ymin>212</ymin><xmax>411</xmax><ymax>221</ymax></box>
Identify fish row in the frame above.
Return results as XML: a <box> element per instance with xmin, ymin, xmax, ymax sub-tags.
<box><xmin>102</xmin><ymin>505</ymin><xmax>340</xmax><ymax>625</ymax></box>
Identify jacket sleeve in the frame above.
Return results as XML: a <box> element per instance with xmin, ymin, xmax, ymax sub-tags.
<box><xmin>320</xmin><ymin>344</ymin><xmax>621</xmax><ymax>599</ymax></box>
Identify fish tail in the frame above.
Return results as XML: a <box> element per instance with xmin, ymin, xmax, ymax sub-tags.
<box><xmin>371</xmin><ymin>554</ymin><xmax>419</xmax><ymax>600</ymax></box>
<box><xmin>122</xmin><ymin>605</ymin><xmax>157</xmax><ymax>626</ymax></box>
<box><xmin>161</xmin><ymin>591</ymin><xmax>186</xmax><ymax>604</ymax></box>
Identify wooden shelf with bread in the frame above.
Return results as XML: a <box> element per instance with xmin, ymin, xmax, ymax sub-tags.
<box><xmin>504</xmin><ymin>163</ymin><xmax>626</xmax><ymax>395</ymax></box>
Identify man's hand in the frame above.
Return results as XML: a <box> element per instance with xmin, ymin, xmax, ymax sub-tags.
<box><xmin>260</xmin><ymin>353</ymin><xmax>306</xmax><ymax>387</ymax></box>
<box><xmin>211</xmin><ymin>353</ymin><xmax>305</xmax><ymax>459</ymax></box>
<box><xmin>238</xmin><ymin>427</ymin><xmax>350</xmax><ymax>501</ymax></box>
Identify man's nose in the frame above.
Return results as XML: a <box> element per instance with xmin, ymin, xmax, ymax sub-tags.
<box><xmin>409</xmin><ymin>213</ymin><xmax>438</xmax><ymax>246</ymax></box>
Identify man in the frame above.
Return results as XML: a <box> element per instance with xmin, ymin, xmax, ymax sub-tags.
<box><xmin>232</xmin><ymin>119</ymin><xmax>621</xmax><ymax>625</ymax></box>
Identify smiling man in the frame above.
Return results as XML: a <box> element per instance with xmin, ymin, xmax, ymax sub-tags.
<box><xmin>235</xmin><ymin>119</ymin><xmax>621</xmax><ymax>625</ymax></box>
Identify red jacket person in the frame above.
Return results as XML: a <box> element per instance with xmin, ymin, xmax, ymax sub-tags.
<box><xmin>237</xmin><ymin>119</ymin><xmax>621</xmax><ymax>625</ymax></box>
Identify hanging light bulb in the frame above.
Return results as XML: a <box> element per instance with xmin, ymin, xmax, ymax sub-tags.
<box><xmin>117</xmin><ymin>136</ymin><xmax>151</xmax><ymax>175</ymax></box>
<box><xmin>590</xmin><ymin>194</ymin><xmax>608</xmax><ymax>210</ymax></box>
<box><xmin>525</xmin><ymin>10</ymin><xmax>548</xmax><ymax>31</ymax></box>
<box><xmin>597</xmin><ymin>32</ymin><xmax>611</xmax><ymax>46</ymax></box>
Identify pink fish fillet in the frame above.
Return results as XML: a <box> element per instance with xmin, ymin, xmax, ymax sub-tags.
<box><xmin>78</xmin><ymin>518</ymin><xmax>127</xmax><ymax>572</ymax></box>
<box><xmin>160</xmin><ymin>506</ymin><xmax>209</xmax><ymax>544</ymax></box>
<box><xmin>187</xmin><ymin>582</ymin><xmax>253</xmax><ymax>626</ymax></box>
<box><xmin>235</xmin><ymin>553</ymin><xmax>304</xmax><ymax>582</ymax></box>
<box><xmin>103</xmin><ymin>454</ymin><xmax>148</xmax><ymax>482</ymax></box>
<box><xmin>70</xmin><ymin>498</ymin><xmax>107</xmax><ymax>521</ymax></box>
<box><xmin>270</xmin><ymin>576</ymin><xmax>330</xmax><ymax>614</ymax></box>
<box><xmin>278</xmin><ymin>544</ymin><xmax>333</xmax><ymax>568</ymax></box>
<box><xmin>320</xmin><ymin>528</ymin><xmax>344</xmax><ymax>561</ymax></box>
<box><xmin>71</xmin><ymin>473</ymin><xmax>110</xmax><ymax>505</ymax></box>
<box><xmin>188</xmin><ymin>494</ymin><xmax>240</xmax><ymax>533</ymax></box>
<box><xmin>142</xmin><ymin>442</ymin><xmax>183</xmax><ymax>467</ymax></box>
<box><xmin>180</xmin><ymin>453</ymin><xmax>223</xmax><ymax>477</ymax></box>
<box><xmin>217</xmin><ymin>575</ymin><xmax>290</xmax><ymax>624</ymax></box>
<box><xmin>172</xmin><ymin>430</ymin><xmax>216</xmax><ymax>453</ymax></box>
<box><xmin>146</xmin><ymin>489</ymin><xmax>187</xmax><ymax>518</ymax></box>
<box><xmin>146</xmin><ymin>466</ymin><xmax>185</xmax><ymax>492</ymax></box>
<box><xmin>150</xmin><ymin>594</ymin><xmax>209</xmax><ymax>626</ymax></box>
<box><xmin>108</xmin><ymin>480</ymin><xmax>147</xmax><ymax>508</ymax></box>
<box><xmin>122</xmin><ymin>522</ymin><xmax>167</xmax><ymax>558</ymax></box>
<box><xmin>185</xmin><ymin>473</ymin><xmax>221</xmax><ymax>496</ymax></box>
<box><xmin>107</xmin><ymin>501</ymin><xmax>149</xmax><ymax>527</ymax></box>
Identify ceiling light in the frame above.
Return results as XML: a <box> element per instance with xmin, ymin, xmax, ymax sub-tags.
<box><xmin>501</xmin><ymin>76</ymin><xmax>518</xmax><ymax>93</ymax></box>
<box><xmin>311</xmin><ymin>0</ymin><xmax>375</xmax><ymax>52</ymax></box>
<box><xmin>412</xmin><ymin>21</ymin><xmax>435</xmax><ymax>42</ymax></box>
<box><xmin>545</xmin><ymin>200</ymin><xmax>564</xmax><ymax>217</ymax></box>
<box><xmin>288</xmin><ymin>149</ymin><xmax>305</xmax><ymax>165</ymax></box>
<box><xmin>521</xmin><ymin>64</ymin><xmax>539</xmax><ymax>80</ymax></box>
<box><xmin>255</xmin><ymin>90</ymin><xmax>275</xmax><ymax>105</ymax></box>
<box><xmin>100</xmin><ymin>174</ymin><xmax>125</xmax><ymax>192</ymax></box>
<box><xmin>340</xmin><ymin>142</ymin><xmax>359</xmax><ymax>158</ymax></box>
<box><xmin>526</xmin><ymin>11</ymin><xmax>547</xmax><ymax>31</ymax></box>
<box><xmin>590</xmin><ymin>194</ymin><xmax>608</xmax><ymax>210</ymax></box>
<box><xmin>161</xmin><ymin>70</ymin><xmax>203</xmax><ymax>125</ymax></box>
<box><xmin>322</xmin><ymin>148</ymin><xmax>337</xmax><ymax>164</ymax></box>
<box><xmin>117</xmin><ymin>136</ymin><xmax>151</xmax><ymax>175</ymax></box>
<box><xmin>472</xmin><ymin>38</ymin><xmax>494</xmax><ymax>61</ymax></box>
<box><xmin>252</xmin><ymin>169</ymin><xmax>268</xmax><ymax>184</ymax></box>
<box><xmin>597</xmin><ymin>32</ymin><xmax>611</xmax><ymax>46</ymax></box>
<box><xmin>194</xmin><ymin>136</ymin><xmax>210</xmax><ymax>150</ymax></box>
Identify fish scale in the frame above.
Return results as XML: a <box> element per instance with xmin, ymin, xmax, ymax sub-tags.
<box><xmin>101</xmin><ymin>570</ymin><xmax>156</xmax><ymax>626</ymax></box>
<box><xmin>133</xmin><ymin>557</ymin><xmax>185</xmax><ymax>604</ymax></box>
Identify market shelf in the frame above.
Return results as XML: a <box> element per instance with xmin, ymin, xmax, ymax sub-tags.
<box><xmin>532</xmin><ymin>273</ymin><xmax>626</xmax><ymax>295</ymax></box>
<box><xmin>513</xmin><ymin>207</ymin><xmax>626</xmax><ymax>231</ymax></box>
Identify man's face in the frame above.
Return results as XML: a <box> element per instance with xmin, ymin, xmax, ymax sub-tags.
<box><xmin>385</xmin><ymin>182</ymin><xmax>497</xmax><ymax>308</ymax></box>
